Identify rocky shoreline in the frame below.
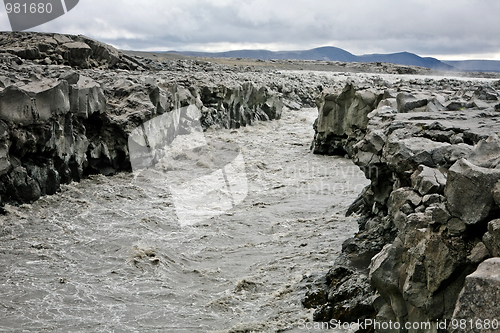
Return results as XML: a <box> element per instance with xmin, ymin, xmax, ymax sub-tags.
<box><xmin>0</xmin><ymin>32</ymin><xmax>287</xmax><ymax>208</ymax></box>
<box><xmin>309</xmin><ymin>78</ymin><xmax>500</xmax><ymax>332</ymax></box>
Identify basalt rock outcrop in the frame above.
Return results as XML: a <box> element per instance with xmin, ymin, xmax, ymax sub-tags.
<box><xmin>0</xmin><ymin>32</ymin><xmax>284</xmax><ymax>208</ymax></box>
<box><xmin>313</xmin><ymin>83</ymin><xmax>385</xmax><ymax>156</ymax></box>
<box><xmin>311</xmin><ymin>79</ymin><xmax>500</xmax><ymax>332</ymax></box>
<box><xmin>0</xmin><ymin>31</ymin><xmax>139</xmax><ymax>69</ymax></box>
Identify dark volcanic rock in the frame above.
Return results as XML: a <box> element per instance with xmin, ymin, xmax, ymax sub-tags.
<box><xmin>4</xmin><ymin>31</ymin><xmax>500</xmax><ymax>331</ymax></box>
<box><xmin>482</xmin><ymin>219</ymin><xmax>500</xmax><ymax>257</ymax></box>
<box><xmin>0</xmin><ymin>31</ymin><xmax>139</xmax><ymax>69</ymax></box>
<box><xmin>451</xmin><ymin>258</ymin><xmax>500</xmax><ymax>333</ymax></box>
<box><xmin>0</xmin><ymin>32</ymin><xmax>284</xmax><ymax>207</ymax></box>
<box><xmin>313</xmin><ymin>83</ymin><xmax>384</xmax><ymax>156</ymax></box>
<box><xmin>445</xmin><ymin>158</ymin><xmax>500</xmax><ymax>225</ymax></box>
<box><xmin>312</xmin><ymin>80</ymin><xmax>500</xmax><ymax>331</ymax></box>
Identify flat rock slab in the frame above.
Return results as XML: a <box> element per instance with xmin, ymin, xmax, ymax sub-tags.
<box><xmin>394</xmin><ymin>110</ymin><xmax>500</xmax><ymax>143</ymax></box>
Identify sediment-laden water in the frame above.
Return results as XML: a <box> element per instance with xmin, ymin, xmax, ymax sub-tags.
<box><xmin>0</xmin><ymin>107</ymin><xmax>369</xmax><ymax>332</ymax></box>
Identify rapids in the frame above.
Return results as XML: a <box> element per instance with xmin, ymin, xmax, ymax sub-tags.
<box><xmin>0</xmin><ymin>107</ymin><xmax>369</xmax><ymax>332</ymax></box>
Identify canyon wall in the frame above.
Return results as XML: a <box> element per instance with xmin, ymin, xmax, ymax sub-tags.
<box><xmin>0</xmin><ymin>33</ymin><xmax>283</xmax><ymax>208</ymax></box>
<box><xmin>310</xmin><ymin>79</ymin><xmax>500</xmax><ymax>332</ymax></box>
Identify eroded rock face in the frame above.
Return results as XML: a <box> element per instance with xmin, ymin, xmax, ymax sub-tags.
<box><xmin>0</xmin><ymin>79</ymin><xmax>70</xmax><ymax>124</ymax></box>
<box><xmin>311</xmin><ymin>81</ymin><xmax>500</xmax><ymax>330</ymax></box>
<box><xmin>313</xmin><ymin>83</ymin><xmax>384</xmax><ymax>156</ymax></box>
<box><xmin>0</xmin><ymin>33</ymin><xmax>284</xmax><ymax>207</ymax></box>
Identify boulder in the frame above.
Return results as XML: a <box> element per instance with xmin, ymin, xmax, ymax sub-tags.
<box><xmin>445</xmin><ymin>159</ymin><xmax>500</xmax><ymax>225</ymax></box>
<box><xmin>467</xmin><ymin>134</ymin><xmax>500</xmax><ymax>168</ymax></box>
<box><xmin>448</xmin><ymin>218</ymin><xmax>467</xmax><ymax>237</ymax></box>
<box><xmin>426</xmin><ymin>203</ymin><xmax>451</xmax><ymax>225</ymax></box>
<box><xmin>59</xmin><ymin>42</ymin><xmax>93</xmax><ymax>68</ymax></box>
<box><xmin>474</xmin><ymin>85</ymin><xmax>499</xmax><ymax>101</ymax></box>
<box><xmin>422</xmin><ymin>194</ymin><xmax>444</xmax><ymax>206</ymax></box>
<box><xmin>68</xmin><ymin>75</ymin><xmax>106</xmax><ymax>117</ymax></box>
<box><xmin>78</xmin><ymin>35</ymin><xmax>121</xmax><ymax>67</ymax></box>
<box><xmin>452</xmin><ymin>258</ymin><xmax>500</xmax><ymax>333</ymax></box>
<box><xmin>472</xmin><ymin>99</ymin><xmax>492</xmax><ymax>110</ymax></box>
<box><xmin>425</xmin><ymin>99</ymin><xmax>446</xmax><ymax>112</ymax></box>
<box><xmin>383</xmin><ymin>136</ymin><xmax>450</xmax><ymax>172</ymax></box>
<box><xmin>467</xmin><ymin>242</ymin><xmax>490</xmax><ymax>264</ymax></box>
<box><xmin>411</xmin><ymin>165</ymin><xmax>446</xmax><ymax>196</ymax></box>
<box><xmin>357</xmin><ymin>129</ymin><xmax>386</xmax><ymax>155</ymax></box>
<box><xmin>423</xmin><ymin>236</ymin><xmax>464</xmax><ymax>294</ymax></box>
<box><xmin>0</xmin><ymin>79</ymin><xmax>70</xmax><ymax>125</ymax></box>
<box><xmin>388</xmin><ymin>187</ymin><xmax>422</xmax><ymax>218</ymax></box>
<box><xmin>445</xmin><ymin>100</ymin><xmax>467</xmax><ymax>111</ymax></box>
<box><xmin>377</xmin><ymin>97</ymin><xmax>397</xmax><ymax>109</ymax></box>
<box><xmin>396</xmin><ymin>92</ymin><xmax>429</xmax><ymax>113</ymax></box>
<box><xmin>326</xmin><ymin>273</ymin><xmax>376</xmax><ymax>322</ymax></box>
<box><xmin>369</xmin><ymin>240</ymin><xmax>407</xmax><ymax>319</ymax></box>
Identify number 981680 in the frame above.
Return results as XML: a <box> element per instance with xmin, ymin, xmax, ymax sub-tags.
<box><xmin>5</xmin><ymin>2</ymin><xmax>53</xmax><ymax>14</ymax></box>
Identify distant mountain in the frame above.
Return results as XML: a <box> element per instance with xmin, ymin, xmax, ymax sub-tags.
<box><xmin>168</xmin><ymin>46</ymin><xmax>456</xmax><ymax>71</ymax></box>
<box><xmin>442</xmin><ymin>60</ymin><xmax>500</xmax><ymax>73</ymax></box>
<box><xmin>169</xmin><ymin>46</ymin><xmax>358</xmax><ymax>62</ymax></box>
<box><xmin>358</xmin><ymin>52</ymin><xmax>455</xmax><ymax>71</ymax></box>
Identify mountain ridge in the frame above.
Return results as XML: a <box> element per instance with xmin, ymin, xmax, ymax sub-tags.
<box><xmin>168</xmin><ymin>46</ymin><xmax>500</xmax><ymax>72</ymax></box>
<box><xmin>168</xmin><ymin>46</ymin><xmax>454</xmax><ymax>71</ymax></box>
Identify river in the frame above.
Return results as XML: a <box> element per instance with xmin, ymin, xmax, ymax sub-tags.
<box><xmin>0</xmin><ymin>107</ymin><xmax>369</xmax><ymax>332</ymax></box>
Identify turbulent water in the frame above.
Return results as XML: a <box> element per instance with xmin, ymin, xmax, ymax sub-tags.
<box><xmin>0</xmin><ymin>107</ymin><xmax>369</xmax><ymax>333</ymax></box>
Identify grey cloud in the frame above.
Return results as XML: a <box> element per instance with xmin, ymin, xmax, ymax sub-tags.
<box><xmin>10</xmin><ymin>0</ymin><xmax>500</xmax><ymax>58</ymax></box>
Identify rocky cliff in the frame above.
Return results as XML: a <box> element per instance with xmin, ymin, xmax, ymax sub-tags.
<box><xmin>310</xmin><ymin>79</ymin><xmax>500</xmax><ymax>331</ymax></box>
<box><xmin>0</xmin><ymin>32</ymin><xmax>283</xmax><ymax>209</ymax></box>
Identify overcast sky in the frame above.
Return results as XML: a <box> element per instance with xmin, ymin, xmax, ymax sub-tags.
<box><xmin>2</xmin><ymin>0</ymin><xmax>500</xmax><ymax>60</ymax></box>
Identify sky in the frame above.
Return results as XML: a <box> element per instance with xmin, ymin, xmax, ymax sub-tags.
<box><xmin>1</xmin><ymin>0</ymin><xmax>500</xmax><ymax>60</ymax></box>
